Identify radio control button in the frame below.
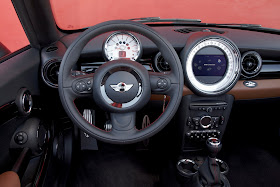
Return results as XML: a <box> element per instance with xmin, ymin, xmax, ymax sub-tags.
<box><xmin>207</xmin><ymin>107</ymin><xmax>213</xmax><ymax>113</ymax></box>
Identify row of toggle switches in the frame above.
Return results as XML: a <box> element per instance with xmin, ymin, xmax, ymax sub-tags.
<box><xmin>186</xmin><ymin>130</ymin><xmax>221</xmax><ymax>140</ymax></box>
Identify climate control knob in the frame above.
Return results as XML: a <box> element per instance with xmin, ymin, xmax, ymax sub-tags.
<box><xmin>200</xmin><ymin>116</ymin><xmax>212</xmax><ymax>128</ymax></box>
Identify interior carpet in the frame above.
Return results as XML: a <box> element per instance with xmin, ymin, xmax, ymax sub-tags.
<box><xmin>70</xmin><ymin>148</ymin><xmax>161</xmax><ymax>187</ymax></box>
<box><xmin>220</xmin><ymin>142</ymin><xmax>280</xmax><ymax>187</ymax></box>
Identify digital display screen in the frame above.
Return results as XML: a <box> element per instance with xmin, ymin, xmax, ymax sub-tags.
<box><xmin>119</xmin><ymin>51</ymin><xmax>126</xmax><ymax>58</ymax></box>
<box><xmin>192</xmin><ymin>55</ymin><xmax>227</xmax><ymax>76</ymax></box>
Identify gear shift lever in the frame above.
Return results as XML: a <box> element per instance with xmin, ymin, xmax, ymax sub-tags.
<box><xmin>206</xmin><ymin>137</ymin><xmax>222</xmax><ymax>158</ymax></box>
<box><xmin>198</xmin><ymin>137</ymin><xmax>224</xmax><ymax>187</ymax></box>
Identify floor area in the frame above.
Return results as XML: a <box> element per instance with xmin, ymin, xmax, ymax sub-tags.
<box><xmin>70</xmin><ymin>146</ymin><xmax>162</xmax><ymax>187</ymax></box>
<box><xmin>69</xmin><ymin>140</ymin><xmax>280</xmax><ymax>187</ymax></box>
<box><xmin>221</xmin><ymin>141</ymin><xmax>280</xmax><ymax>187</ymax></box>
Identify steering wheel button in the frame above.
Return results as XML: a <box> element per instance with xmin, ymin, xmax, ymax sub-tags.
<box><xmin>17</xmin><ymin>135</ymin><xmax>24</xmax><ymax>141</ymax></box>
<box><xmin>81</xmin><ymin>85</ymin><xmax>86</xmax><ymax>91</ymax></box>
<box><xmin>14</xmin><ymin>131</ymin><xmax>28</xmax><ymax>145</ymax></box>
<box><xmin>75</xmin><ymin>84</ymin><xmax>81</xmax><ymax>91</ymax></box>
<box><xmin>157</xmin><ymin>79</ymin><xmax>168</xmax><ymax>89</ymax></box>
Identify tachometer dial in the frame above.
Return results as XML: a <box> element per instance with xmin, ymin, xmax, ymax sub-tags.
<box><xmin>103</xmin><ymin>32</ymin><xmax>141</xmax><ymax>61</ymax></box>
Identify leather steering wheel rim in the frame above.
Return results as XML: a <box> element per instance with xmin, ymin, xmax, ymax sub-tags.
<box><xmin>58</xmin><ymin>20</ymin><xmax>183</xmax><ymax>144</ymax></box>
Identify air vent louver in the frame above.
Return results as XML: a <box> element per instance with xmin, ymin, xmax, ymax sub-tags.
<box><xmin>46</xmin><ymin>46</ymin><xmax>58</xmax><ymax>52</ymax></box>
<box><xmin>42</xmin><ymin>59</ymin><xmax>61</xmax><ymax>88</ymax></box>
<box><xmin>154</xmin><ymin>52</ymin><xmax>171</xmax><ymax>72</ymax></box>
<box><xmin>241</xmin><ymin>51</ymin><xmax>262</xmax><ymax>78</ymax></box>
<box><xmin>174</xmin><ymin>28</ymin><xmax>225</xmax><ymax>34</ymax></box>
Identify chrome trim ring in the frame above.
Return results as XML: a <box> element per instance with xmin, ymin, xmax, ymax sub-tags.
<box><xmin>200</xmin><ymin>116</ymin><xmax>212</xmax><ymax>129</ymax></box>
<box><xmin>99</xmin><ymin>67</ymin><xmax>143</xmax><ymax>109</ymax></box>
<box><xmin>207</xmin><ymin>137</ymin><xmax>221</xmax><ymax>147</ymax></box>
<box><xmin>177</xmin><ymin>159</ymin><xmax>196</xmax><ymax>165</ymax></box>
<box><xmin>176</xmin><ymin>159</ymin><xmax>198</xmax><ymax>176</ymax></box>
<box><xmin>185</xmin><ymin>37</ymin><xmax>241</xmax><ymax>95</ymax></box>
<box><xmin>22</xmin><ymin>92</ymin><xmax>32</xmax><ymax>114</ymax></box>
<box><xmin>100</xmin><ymin>83</ymin><xmax>143</xmax><ymax>108</ymax></box>
<box><xmin>241</xmin><ymin>51</ymin><xmax>262</xmax><ymax>78</ymax></box>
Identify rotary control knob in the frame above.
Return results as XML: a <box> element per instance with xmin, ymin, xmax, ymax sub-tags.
<box><xmin>200</xmin><ymin>116</ymin><xmax>212</xmax><ymax>128</ymax></box>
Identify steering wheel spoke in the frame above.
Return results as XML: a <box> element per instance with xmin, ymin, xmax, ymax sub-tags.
<box><xmin>64</xmin><ymin>73</ymin><xmax>94</xmax><ymax>99</ymax></box>
<box><xmin>110</xmin><ymin>112</ymin><xmax>137</xmax><ymax>133</ymax></box>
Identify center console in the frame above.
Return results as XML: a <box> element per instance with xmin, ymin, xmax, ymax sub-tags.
<box><xmin>177</xmin><ymin>94</ymin><xmax>234</xmax><ymax>151</ymax></box>
<box><xmin>169</xmin><ymin>32</ymin><xmax>240</xmax><ymax>187</ymax></box>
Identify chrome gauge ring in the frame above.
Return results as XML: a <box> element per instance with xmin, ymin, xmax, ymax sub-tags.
<box><xmin>104</xmin><ymin>32</ymin><xmax>141</xmax><ymax>61</ymax></box>
<box><xmin>185</xmin><ymin>37</ymin><xmax>241</xmax><ymax>95</ymax></box>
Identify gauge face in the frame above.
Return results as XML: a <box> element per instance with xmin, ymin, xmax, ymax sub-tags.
<box><xmin>192</xmin><ymin>47</ymin><xmax>228</xmax><ymax>84</ymax></box>
<box><xmin>104</xmin><ymin>32</ymin><xmax>141</xmax><ymax>61</ymax></box>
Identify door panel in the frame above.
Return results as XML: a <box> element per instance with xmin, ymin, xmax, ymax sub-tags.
<box><xmin>0</xmin><ymin>47</ymin><xmax>40</xmax><ymax>173</ymax></box>
<box><xmin>0</xmin><ymin>48</ymin><xmax>40</xmax><ymax>106</ymax></box>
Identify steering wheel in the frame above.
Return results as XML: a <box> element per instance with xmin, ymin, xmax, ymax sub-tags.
<box><xmin>58</xmin><ymin>20</ymin><xmax>183</xmax><ymax>144</ymax></box>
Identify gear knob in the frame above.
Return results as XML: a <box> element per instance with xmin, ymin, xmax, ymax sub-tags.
<box><xmin>206</xmin><ymin>137</ymin><xmax>222</xmax><ymax>158</ymax></box>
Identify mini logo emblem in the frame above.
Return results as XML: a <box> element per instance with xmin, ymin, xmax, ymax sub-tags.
<box><xmin>243</xmin><ymin>81</ymin><xmax>257</xmax><ymax>88</ymax></box>
<box><xmin>110</xmin><ymin>82</ymin><xmax>133</xmax><ymax>93</ymax></box>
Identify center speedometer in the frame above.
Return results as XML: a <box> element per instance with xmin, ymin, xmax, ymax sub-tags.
<box><xmin>103</xmin><ymin>32</ymin><xmax>142</xmax><ymax>61</ymax></box>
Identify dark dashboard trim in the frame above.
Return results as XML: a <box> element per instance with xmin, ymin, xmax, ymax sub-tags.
<box><xmin>0</xmin><ymin>45</ymin><xmax>31</xmax><ymax>64</ymax></box>
<box><xmin>146</xmin><ymin>23</ymin><xmax>280</xmax><ymax>35</ymax></box>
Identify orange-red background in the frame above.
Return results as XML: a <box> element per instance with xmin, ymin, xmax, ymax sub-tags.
<box><xmin>1</xmin><ymin>0</ymin><xmax>280</xmax><ymax>52</ymax></box>
<box><xmin>0</xmin><ymin>1</ymin><xmax>29</xmax><ymax>52</ymax></box>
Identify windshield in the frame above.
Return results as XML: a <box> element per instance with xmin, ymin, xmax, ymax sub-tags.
<box><xmin>50</xmin><ymin>0</ymin><xmax>280</xmax><ymax>30</ymax></box>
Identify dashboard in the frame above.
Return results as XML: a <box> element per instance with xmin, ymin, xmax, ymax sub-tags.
<box><xmin>40</xmin><ymin>25</ymin><xmax>280</xmax><ymax>100</ymax></box>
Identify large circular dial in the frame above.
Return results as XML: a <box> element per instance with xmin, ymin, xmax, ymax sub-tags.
<box><xmin>182</xmin><ymin>36</ymin><xmax>241</xmax><ymax>96</ymax></box>
<box><xmin>104</xmin><ymin>32</ymin><xmax>141</xmax><ymax>61</ymax></box>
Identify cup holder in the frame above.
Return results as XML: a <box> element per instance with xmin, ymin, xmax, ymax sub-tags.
<box><xmin>216</xmin><ymin>159</ymin><xmax>229</xmax><ymax>175</ymax></box>
<box><xmin>177</xmin><ymin>159</ymin><xmax>198</xmax><ymax>178</ymax></box>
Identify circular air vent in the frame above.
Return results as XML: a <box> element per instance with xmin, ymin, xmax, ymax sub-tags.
<box><xmin>15</xmin><ymin>88</ymin><xmax>33</xmax><ymax>116</ymax></box>
<box><xmin>241</xmin><ymin>51</ymin><xmax>262</xmax><ymax>78</ymax></box>
<box><xmin>42</xmin><ymin>59</ymin><xmax>61</xmax><ymax>88</ymax></box>
<box><xmin>154</xmin><ymin>52</ymin><xmax>171</xmax><ymax>72</ymax></box>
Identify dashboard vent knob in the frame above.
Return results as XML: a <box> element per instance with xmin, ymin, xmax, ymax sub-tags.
<box><xmin>154</xmin><ymin>52</ymin><xmax>171</xmax><ymax>72</ymax></box>
<box><xmin>42</xmin><ymin>59</ymin><xmax>61</xmax><ymax>88</ymax></box>
<box><xmin>241</xmin><ymin>51</ymin><xmax>262</xmax><ymax>78</ymax></box>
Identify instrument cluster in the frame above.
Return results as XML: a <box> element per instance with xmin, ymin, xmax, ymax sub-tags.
<box><xmin>103</xmin><ymin>32</ymin><xmax>142</xmax><ymax>61</ymax></box>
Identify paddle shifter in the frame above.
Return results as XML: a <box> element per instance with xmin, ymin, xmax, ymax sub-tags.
<box><xmin>198</xmin><ymin>137</ymin><xmax>230</xmax><ymax>187</ymax></box>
